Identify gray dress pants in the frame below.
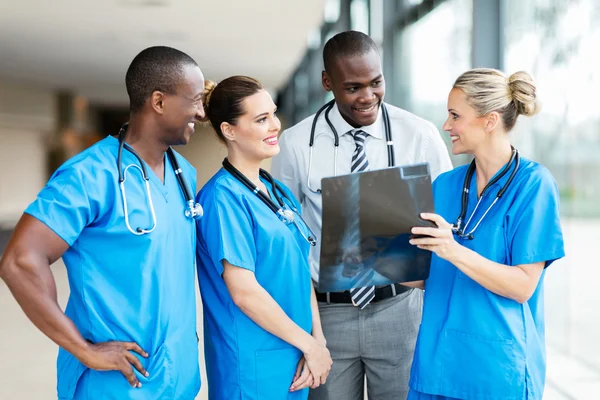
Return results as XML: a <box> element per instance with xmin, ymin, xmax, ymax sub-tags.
<box><xmin>309</xmin><ymin>288</ymin><xmax>423</xmax><ymax>400</ymax></box>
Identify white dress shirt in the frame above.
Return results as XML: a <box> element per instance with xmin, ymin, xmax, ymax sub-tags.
<box><xmin>271</xmin><ymin>102</ymin><xmax>453</xmax><ymax>283</ymax></box>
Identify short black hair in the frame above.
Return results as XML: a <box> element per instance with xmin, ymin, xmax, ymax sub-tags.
<box><xmin>323</xmin><ymin>31</ymin><xmax>379</xmax><ymax>73</ymax></box>
<box><xmin>125</xmin><ymin>46</ymin><xmax>198</xmax><ymax>113</ymax></box>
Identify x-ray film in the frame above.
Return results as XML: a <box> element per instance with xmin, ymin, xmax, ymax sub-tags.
<box><xmin>318</xmin><ymin>163</ymin><xmax>436</xmax><ymax>292</ymax></box>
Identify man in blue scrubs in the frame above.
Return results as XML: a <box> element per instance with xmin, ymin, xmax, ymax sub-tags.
<box><xmin>0</xmin><ymin>46</ymin><xmax>205</xmax><ymax>399</ymax></box>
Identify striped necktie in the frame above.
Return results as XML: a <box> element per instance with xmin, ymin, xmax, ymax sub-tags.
<box><xmin>348</xmin><ymin>129</ymin><xmax>375</xmax><ymax>309</ymax></box>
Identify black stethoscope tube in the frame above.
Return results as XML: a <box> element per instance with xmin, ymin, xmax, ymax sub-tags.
<box><xmin>222</xmin><ymin>158</ymin><xmax>286</xmax><ymax>213</ymax></box>
<box><xmin>117</xmin><ymin>122</ymin><xmax>194</xmax><ymax>204</ymax></box>
<box><xmin>309</xmin><ymin>100</ymin><xmax>394</xmax><ymax>168</ymax></box>
<box><xmin>222</xmin><ymin>158</ymin><xmax>317</xmax><ymax>246</ymax></box>
<box><xmin>454</xmin><ymin>146</ymin><xmax>520</xmax><ymax>239</ymax></box>
<box><xmin>116</xmin><ymin>122</ymin><xmax>203</xmax><ymax>223</ymax></box>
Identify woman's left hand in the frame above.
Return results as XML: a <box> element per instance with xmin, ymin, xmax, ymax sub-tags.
<box><xmin>291</xmin><ymin>356</ymin><xmax>316</xmax><ymax>391</ymax></box>
<box><xmin>409</xmin><ymin>213</ymin><xmax>462</xmax><ymax>262</ymax></box>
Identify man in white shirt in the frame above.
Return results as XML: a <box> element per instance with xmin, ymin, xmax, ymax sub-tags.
<box><xmin>271</xmin><ymin>31</ymin><xmax>452</xmax><ymax>400</ymax></box>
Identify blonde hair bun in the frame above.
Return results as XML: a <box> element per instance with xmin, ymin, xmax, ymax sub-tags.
<box><xmin>508</xmin><ymin>71</ymin><xmax>539</xmax><ymax>117</ymax></box>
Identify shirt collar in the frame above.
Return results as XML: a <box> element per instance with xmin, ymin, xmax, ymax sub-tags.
<box><xmin>328</xmin><ymin>102</ymin><xmax>385</xmax><ymax>139</ymax></box>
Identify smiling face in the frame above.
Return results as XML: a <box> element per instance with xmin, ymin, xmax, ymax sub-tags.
<box><xmin>159</xmin><ymin>64</ymin><xmax>206</xmax><ymax>145</ymax></box>
<box><xmin>222</xmin><ymin>89</ymin><xmax>281</xmax><ymax>162</ymax></box>
<box><xmin>322</xmin><ymin>49</ymin><xmax>385</xmax><ymax>128</ymax></box>
<box><xmin>442</xmin><ymin>88</ymin><xmax>493</xmax><ymax>155</ymax></box>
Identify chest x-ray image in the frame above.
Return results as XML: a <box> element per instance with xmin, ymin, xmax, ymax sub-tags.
<box><xmin>318</xmin><ymin>163</ymin><xmax>435</xmax><ymax>293</ymax></box>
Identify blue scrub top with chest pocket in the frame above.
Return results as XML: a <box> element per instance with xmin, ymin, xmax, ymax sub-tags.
<box><xmin>409</xmin><ymin>157</ymin><xmax>565</xmax><ymax>400</ymax></box>
<box><xmin>24</xmin><ymin>136</ymin><xmax>200</xmax><ymax>400</ymax></box>
<box><xmin>195</xmin><ymin>169</ymin><xmax>313</xmax><ymax>400</ymax></box>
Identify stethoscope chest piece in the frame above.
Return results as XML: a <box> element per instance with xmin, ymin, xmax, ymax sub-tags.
<box><xmin>278</xmin><ymin>209</ymin><xmax>296</xmax><ymax>225</ymax></box>
<box><xmin>185</xmin><ymin>200</ymin><xmax>204</xmax><ymax>220</ymax></box>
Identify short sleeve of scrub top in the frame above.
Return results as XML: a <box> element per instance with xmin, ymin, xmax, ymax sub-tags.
<box><xmin>198</xmin><ymin>181</ymin><xmax>257</xmax><ymax>275</ymax></box>
<box><xmin>507</xmin><ymin>167</ymin><xmax>563</xmax><ymax>267</ymax></box>
<box><xmin>25</xmin><ymin>161</ymin><xmax>94</xmax><ymax>246</ymax></box>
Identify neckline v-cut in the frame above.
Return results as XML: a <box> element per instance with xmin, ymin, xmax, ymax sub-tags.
<box><xmin>111</xmin><ymin>136</ymin><xmax>170</xmax><ymax>199</ymax></box>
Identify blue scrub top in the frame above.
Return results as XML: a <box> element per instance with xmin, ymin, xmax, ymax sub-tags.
<box><xmin>25</xmin><ymin>136</ymin><xmax>200</xmax><ymax>400</ymax></box>
<box><xmin>196</xmin><ymin>169</ymin><xmax>313</xmax><ymax>400</ymax></box>
<box><xmin>409</xmin><ymin>157</ymin><xmax>565</xmax><ymax>400</ymax></box>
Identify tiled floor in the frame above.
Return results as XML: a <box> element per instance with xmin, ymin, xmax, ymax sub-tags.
<box><xmin>0</xmin><ymin>218</ymin><xmax>598</xmax><ymax>399</ymax></box>
<box><xmin>543</xmin><ymin>219</ymin><xmax>600</xmax><ymax>400</ymax></box>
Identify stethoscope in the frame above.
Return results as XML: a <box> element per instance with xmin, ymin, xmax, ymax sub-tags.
<box><xmin>452</xmin><ymin>146</ymin><xmax>520</xmax><ymax>240</ymax></box>
<box><xmin>222</xmin><ymin>158</ymin><xmax>317</xmax><ymax>246</ymax></box>
<box><xmin>117</xmin><ymin>122</ymin><xmax>203</xmax><ymax>235</ymax></box>
<box><xmin>307</xmin><ymin>99</ymin><xmax>395</xmax><ymax>193</ymax></box>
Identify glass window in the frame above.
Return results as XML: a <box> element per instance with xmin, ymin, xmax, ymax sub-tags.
<box><xmin>505</xmin><ymin>2</ymin><xmax>600</xmax><ymax>394</ymax></box>
<box><xmin>307</xmin><ymin>27</ymin><xmax>321</xmax><ymax>50</ymax></box>
<box><xmin>294</xmin><ymin>72</ymin><xmax>309</xmax><ymax>109</ymax></box>
<box><xmin>395</xmin><ymin>0</ymin><xmax>473</xmax><ymax>166</ymax></box>
<box><xmin>324</xmin><ymin>0</ymin><xmax>341</xmax><ymax>23</ymax></box>
<box><xmin>351</xmin><ymin>0</ymin><xmax>370</xmax><ymax>34</ymax></box>
<box><xmin>404</xmin><ymin>0</ymin><xmax>424</xmax><ymax>6</ymax></box>
<box><xmin>369</xmin><ymin>0</ymin><xmax>384</xmax><ymax>45</ymax></box>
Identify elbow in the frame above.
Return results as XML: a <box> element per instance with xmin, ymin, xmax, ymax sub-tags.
<box><xmin>509</xmin><ymin>263</ymin><xmax>545</xmax><ymax>304</ymax></box>
<box><xmin>229</xmin><ymin>288</ymin><xmax>255</xmax><ymax>312</ymax></box>
<box><xmin>401</xmin><ymin>280</ymin><xmax>425</xmax><ymax>290</ymax></box>
<box><xmin>514</xmin><ymin>294</ymin><xmax>533</xmax><ymax>305</ymax></box>
<box><xmin>0</xmin><ymin>248</ymin><xmax>37</xmax><ymax>283</ymax></box>
<box><xmin>511</xmin><ymin>287</ymin><xmax>536</xmax><ymax>304</ymax></box>
<box><xmin>513</xmin><ymin>295</ymin><xmax>529</xmax><ymax>305</ymax></box>
<box><xmin>0</xmin><ymin>249</ymin><xmax>18</xmax><ymax>281</ymax></box>
<box><xmin>0</xmin><ymin>257</ymin><xmax>7</xmax><ymax>281</ymax></box>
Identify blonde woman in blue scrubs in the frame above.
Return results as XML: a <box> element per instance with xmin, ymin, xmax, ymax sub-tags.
<box><xmin>408</xmin><ymin>69</ymin><xmax>565</xmax><ymax>400</ymax></box>
<box><xmin>195</xmin><ymin>76</ymin><xmax>332</xmax><ymax>400</ymax></box>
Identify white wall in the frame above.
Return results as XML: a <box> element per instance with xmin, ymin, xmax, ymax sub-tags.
<box><xmin>0</xmin><ymin>82</ymin><xmax>55</xmax><ymax>227</ymax></box>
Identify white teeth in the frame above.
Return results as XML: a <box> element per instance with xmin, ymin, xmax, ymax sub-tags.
<box><xmin>356</xmin><ymin>104</ymin><xmax>376</xmax><ymax>112</ymax></box>
<box><xmin>264</xmin><ymin>138</ymin><xmax>278</xmax><ymax>144</ymax></box>
<box><xmin>451</xmin><ymin>136</ymin><xmax>459</xmax><ymax>142</ymax></box>
<box><xmin>188</xmin><ymin>122</ymin><xmax>195</xmax><ymax>129</ymax></box>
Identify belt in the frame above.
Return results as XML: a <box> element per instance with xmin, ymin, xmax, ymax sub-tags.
<box><xmin>315</xmin><ymin>283</ymin><xmax>411</xmax><ymax>305</ymax></box>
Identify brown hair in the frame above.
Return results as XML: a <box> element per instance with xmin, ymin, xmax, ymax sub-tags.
<box><xmin>202</xmin><ymin>76</ymin><xmax>264</xmax><ymax>143</ymax></box>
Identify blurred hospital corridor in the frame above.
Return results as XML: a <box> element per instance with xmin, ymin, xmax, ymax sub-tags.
<box><xmin>2</xmin><ymin>0</ymin><xmax>600</xmax><ymax>398</ymax></box>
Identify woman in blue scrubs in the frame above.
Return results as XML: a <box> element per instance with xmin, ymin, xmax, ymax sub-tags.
<box><xmin>195</xmin><ymin>76</ymin><xmax>333</xmax><ymax>400</ymax></box>
<box><xmin>408</xmin><ymin>69</ymin><xmax>565</xmax><ymax>400</ymax></box>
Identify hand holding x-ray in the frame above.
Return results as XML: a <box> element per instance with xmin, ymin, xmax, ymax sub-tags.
<box><xmin>318</xmin><ymin>164</ymin><xmax>435</xmax><ymax>292</ymax></box>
